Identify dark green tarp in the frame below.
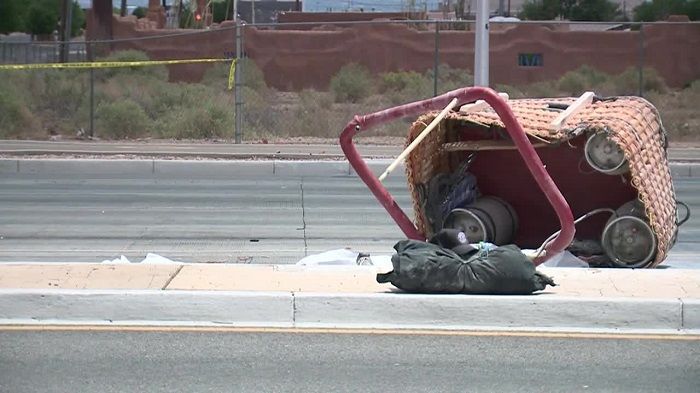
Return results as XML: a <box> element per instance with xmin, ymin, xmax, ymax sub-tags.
<box><xmin>377</xmin><ymin>240</ymin><xmax>555</xmax><ymax>295</ymax></box>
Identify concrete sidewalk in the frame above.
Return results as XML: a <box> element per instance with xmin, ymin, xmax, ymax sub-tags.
<box><xmin>1</xmin><ymin>263</ymin><xmax>698</xmax><ymax>334</ymax></box>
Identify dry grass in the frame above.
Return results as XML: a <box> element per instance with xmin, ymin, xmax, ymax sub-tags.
<box><xmin>0</xmin><ymin>56</ymin><xmax>696</xmax><ymax>143</ymax></box>
<box><xmin>646</xmin><ymin>81</ymin><xmax>700</xmax><ymax>141</ymax></box>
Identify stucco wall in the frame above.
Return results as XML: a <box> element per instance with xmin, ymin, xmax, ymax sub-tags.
<box><xmin>95</xmin><ymin>16</ymin><xmax>700</xmax><ymax>90</ymax></box>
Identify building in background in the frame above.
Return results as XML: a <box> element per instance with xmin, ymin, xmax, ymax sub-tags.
<box><xmin>74</xmin><ymin>1</ymin><xmax>646</xmax><ymax>20</ymax></box>
<box><xmin>238</xmin><ymin>1</ymin><xmax>302</xmax><ymax>23</ymax></box>
<box><xmin>302</xmin><ymin>1</ymin><xmax>646</xmax><ymax>19</ymax></box>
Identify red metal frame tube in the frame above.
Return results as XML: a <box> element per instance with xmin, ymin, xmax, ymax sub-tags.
<box><xmin>339</xmin><ymin>86</ymin><xmax>575</xmax><ymax>264</ymax></box>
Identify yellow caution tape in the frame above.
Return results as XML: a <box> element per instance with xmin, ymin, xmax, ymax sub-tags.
<box><xmin>0</xmin><ymin>58</ymin><xmax>238</xmax><ymax>90</ymax></box>
<box><xmin>0</xmin><ymin>58</ymin><xmax>233</xmax><ymax>70</ymax></box>
<box><xmin>228</xmin><ymin>58</ymin><xmax>236</xmax><ymax>91</ymax></box>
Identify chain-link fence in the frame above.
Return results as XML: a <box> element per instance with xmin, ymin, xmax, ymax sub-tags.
<box><xmin>1</xmin><ymin>20</ymin><xmax>698</xmax><ymax>142</ymax></box>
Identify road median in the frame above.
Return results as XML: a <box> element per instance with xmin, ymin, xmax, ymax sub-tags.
<box><xmin>0</xmin><ymin>263</ymin><xmax>698</xmax><ymax>334</ymax></box>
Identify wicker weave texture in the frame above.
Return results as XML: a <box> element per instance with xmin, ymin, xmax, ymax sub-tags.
<box><xmin>404</xmin><ymin>96</ymin><xmax>677</xmax><ymax>267</ymax></box>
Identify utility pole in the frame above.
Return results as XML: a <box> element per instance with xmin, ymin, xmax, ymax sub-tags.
<box><xmin>474</xmin><ymin>0</ymin><xmax>489</xmax><ymax>86</ymax></box>
<box><xmin>121</xmin><ymin>0</ymin><xmax>127</xmax><ymax>17</ymax></box>
<box><xmin>59</xmin><ymin>0</ymin><xmax>72</xmax><ymax>63</ymax></box>
<box><xmin>252</xmin><ymin>0</ymin><xmax>256</xmax><ymax>24</ymax></box>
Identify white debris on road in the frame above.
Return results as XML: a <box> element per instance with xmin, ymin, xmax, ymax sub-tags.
<box><xmin>297</xmin><ymin>249</ymin><xmax>394</xmax><ymax>273</ymax></box>
<box><xmin>101</xmin><ymin>253</ymin><xmax>183</xmax><ymax>264</ymax></box>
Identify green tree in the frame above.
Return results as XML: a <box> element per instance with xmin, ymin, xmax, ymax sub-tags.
<box><xmin>179</xmin><ymin>1</ymin><xmax>195</xmax><ymax>28</ymax></box>
<box><xmin>0</xmin><ymin>0</ymin><xmax>27</xmax><ymax>34</ymax></box>
<box><xmin>570</xmin><ymin>0</ymin><xmax>621</xmax><ymax>20</ymax></box>
<box><xmin>71</xmin><ymin>1</ymin><xmax>85</xmax><ymax>37</ymax></box>
<box><xmin>520</xmin><ymin>0</ymin><xmax>561</xmax><ymax>20</ymax></box>
<box><xmin>634</xmin><ymin>0</ymin><xmax>699</xmax><ymax>21</ymax></box>
<box><xmin>689</xmin><ymin>0</ymin><xmax>700</xmax><ymax>19</ymax></box>
<box><xmin>132</xmin><ymin>7</ymin><xmax>148</xmax><ymax>19</ymax></box>
<box><xmin>520</xmin><ymin>0</ymin><xmax>620</xmax><ymax>21</ymax></box>
<box><xmin>24</xmin><ymin>0</ymin><xmax>84</xmax><ymax>38</ymax></box>
<box><xmin>26</xmin><ymin>0</ymin><xmax>60</xmax><ymax>36</ymax></box>
<box><xmin>212</xmin><ymin>1</ymin><xmax>230</xmax><ymax>23</ymax></box>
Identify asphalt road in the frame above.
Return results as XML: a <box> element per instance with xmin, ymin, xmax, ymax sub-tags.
<box><xmin>0</xmin><ymin>330</ymin><xmax>698</xmax><ymax>393</ymax></box>
<box><xmin>0</xmin><ymin>171</ymin><xmax>698</xmax><ymax>265</ymax></box>
<box><xmin>0</xmin><ymin>172</ymin><xmax>414</xmax><ymax>263</ymax></box>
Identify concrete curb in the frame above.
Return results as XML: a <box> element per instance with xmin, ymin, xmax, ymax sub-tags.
<box><xmin>0</xmin><ymin>158</ymin><xmax>399</xmax><ymax>178</ymax></box>
<box><xmin>0</xmin><ymin>289</ymin><xmax>697</xmax><ymax>333</ymax></box>
<box><xmin>0</xmin><ymin>289</ymin><xmax>293</xmax><ymax>327</ymax></box>
<box><xmin>1</xmin><ymin>158</ymin><xmax>699</xmax><ymax>179</ymax></box>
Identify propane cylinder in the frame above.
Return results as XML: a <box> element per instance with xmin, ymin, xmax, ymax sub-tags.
<box><xmin>584</xmin><ymin>132</ymin><xmax>629</xmax><ymax>175</ymax></box>
<box><xmin>601</xmin><ymin>199</ymin><xmax>657</xmax><ymax>268</ymax></box>
<box><xmin>443</xmin><ymin>196</ymin><xmax>519</xmax><ymax>245</ymax></box>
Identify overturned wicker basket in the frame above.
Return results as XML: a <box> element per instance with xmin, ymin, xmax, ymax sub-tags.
<box><xmin>404</xmin><ymin>96</ymin><xmax>679</xmax><ymax>268</ymax></box>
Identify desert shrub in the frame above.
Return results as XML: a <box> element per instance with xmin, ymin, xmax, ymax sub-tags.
<box><xmin>516</xmin><ymin>80</ymin><xmax>561</xmax><ymax>98</ymax></box>
<box><xmin>298</xmin><ymin>89</ymin><xmax>345</xmax><ymax>137</ymax></box>
<box><xmin>494</xmin><ymin>84</ymin><xmax>526</xmax><ymax>99</ymax></box>
<box><xmin>498</xmin><ymin>65</ymin><xmax>666</xmax><ymax>99</ymax></box>
<box><xmin>97</xmin><ymin>50</ymin><xmax>168</xmax><ymax>81</ymax></box>
<box><xmin>273</xmin><ymin>89</ymin><xmax>346</xmax><ymax>138</ymax></box>
<box><xmin>240</xmin><ymin>59</ymin><xmax>268</xmax><ymax>92</ymax></box>
<box><xmin>95</xmin><ymin>99</ymin><xmax>151</xmax><ymax>139</ymax></box>
<box><xmin>202</xmin><ymin>58</ymin><xmax>268</xmax><ymax>92</ymax></box>
<box><xmin>379</xmin><ymin>70</ymin><xmax>433</xmax><ymax>105</ymax></box>
<box><xmin>575</xmin><ymin>64</ymin><xmax>609</xmax><ymax>85</ymax></box>
<box><xmin>116</xmin><ymin>75</ymin><xmax>162</xmax><ymax>117</ymax></box>
<box><xmin>90</xmin><ymin>73</ymin><xmax>167</xmax><ymax>135</ymax></box>
<box><xmin>146</xmin><ymin>83</ymin><xmax>209</xmax><ymax>115</ymax></box>
<box><xmin>558</xmin><ymin>65</ymin><xmax>610</xmax><ymax>95</ymax></box>
<box><xmin>154</xmin><ymin>96</ymin><xmax>233</xmax><ymax>140</ymax></box>
<box><xmin>9</xmin><ymin>69</ymin><xmax>90</xmax><ymax>135</ymax></box>
<box><xmin>330</xmin><ymin>63</ymin><xmax>374</xmax><ymax>103</ymax></box>
<box><xmin>428</xmin><ymin>64</ymin><xmax>474</xmax><ymax>92</ymax></box>
<box><xmin>647</xmin><ymin>80</ymin><xmax>700</xmax><ymax>141</ymax></box>
<box><xmin>147</xmin><ymin>81</ymin><xmax>190</xmax><ymax>116</ymax></box>
<box><xmin>304</xmin><ymin>89</ymin><xmax>334</xmax><ymax>111</ymax></box>
<box><xmin>35</xmin><ymin>70</ymin><xmax>89</xmax><ymax>115</ymax></box>
<box><xmin>355</xmin><ymin>94</ymin><xmax>412</xmax><ymax>137</ymax></box>
<box><xmin>379</xmin><ymin>71</ymin><xmax>426</xmax><ymax>93</ymax></box>
<box><xmin>611</xmin><ymin>67</ymin><xmax>667</xmax><ymax>96</ymax></box>
<box><xmin>0</xmin><ymin>90</ymin><xmax>37</xmax><ymax>138</ymax></box>
<box><xmin>241</xmin><ymin>87</ymin><xmax>277</xmax><ymax>139</ymax></box>
<box><xmin>557</xmin><ymin>71</ymin><xmax>588</xmax><ymax>96</ymax></box>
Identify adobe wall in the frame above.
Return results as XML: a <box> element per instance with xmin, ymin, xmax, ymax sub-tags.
<box><xmin>277</xmin><ymin>11</ymin><xmax>416</xmax><ymax>22</ymax></box>
<box><xmin>98</xmin><ymin>16</ymin><xmax>700</xmax><ymax>90</ymax></box>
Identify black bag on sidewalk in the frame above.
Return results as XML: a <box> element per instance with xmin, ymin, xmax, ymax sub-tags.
<box><xmin>376</xmin><ymin>237</ymin><xmax>555</xmax><ymax>295</ymax></box>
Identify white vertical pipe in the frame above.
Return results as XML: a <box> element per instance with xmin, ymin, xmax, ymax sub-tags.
<box><xmin>474</xmin><ymin>0</ymin><xmax>489</xmax><ymax>87</ymax></box>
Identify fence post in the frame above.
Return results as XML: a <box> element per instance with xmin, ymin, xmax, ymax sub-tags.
<box><xmin>638</xmin><ymin>23</ymin><xmax>645</xmax><ymax>97</ymax></box>
<box><xmin>433</xmin><ymin>21</ymin><xmax>440</xmax><ymax>97</ymax></box>
<box><xmin>234</xmin><ymin>24</ymin><xmax>243</xmax><ymax>143</ymax></box>
<box><xmin>89</xmin><ymin>42</ymin><xmax>95</xmax><ymax>138</ymax></box>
